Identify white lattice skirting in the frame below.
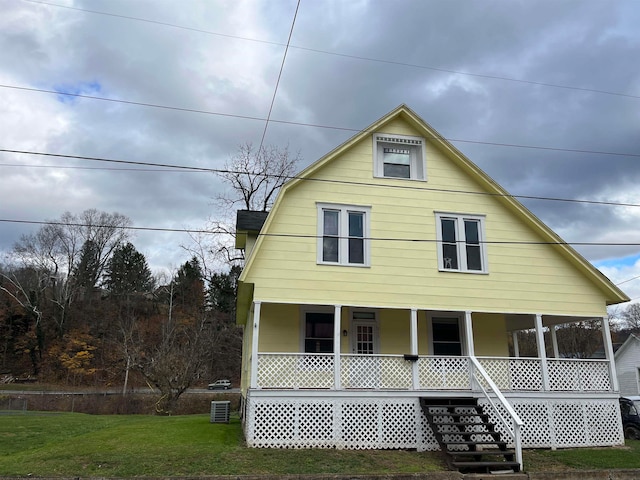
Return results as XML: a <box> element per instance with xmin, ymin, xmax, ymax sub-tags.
<box><xmin>244</xmin><ymin>393</ymin><xmax>623</xmax><ymax>450</ymax></box>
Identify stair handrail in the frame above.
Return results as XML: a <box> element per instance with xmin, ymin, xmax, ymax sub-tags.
<box><xmin>469</xmin><ymin>356</ymin><xmax>523</xmax><ymax>471</ymax></box>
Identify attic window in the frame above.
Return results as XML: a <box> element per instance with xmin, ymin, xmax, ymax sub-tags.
<box><xmin>374</xmin><ymin>134</ymin><xmax>426</xmax><ymax>180</ymax></box>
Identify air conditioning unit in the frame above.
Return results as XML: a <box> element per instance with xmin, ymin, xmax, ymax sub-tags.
<box><xmin>210</xmin><ymin>400</ymin><xmax>230</xmax><ymax>423</ymax></box>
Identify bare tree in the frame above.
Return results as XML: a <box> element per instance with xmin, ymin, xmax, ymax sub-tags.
<box><xmin>10</xmin><ymin>209</ymin><xmax>131</xmax><ymax>335</ymax></box>
<box><xmin>133</xmin><ymin>261</ymin><xmax>209</xmax><ymax>414</ymax></box>
<box><xmin>184</xmin><ymin>143</ymin><xmax>299</xmax><ymax>270</ymax></box>
<box><xmin>622</xmin><ymin>303</ymin><xmax>640</xmax><ymax>333</ymax></box>
<box><xmin>217</xmin><ymin>142</ymin><xmax>300</xmax><ymax>212</ymax></box>
<box><xmin>199</xmin><ymin>143</ymin><xmax>300</xmax><ymax>268</ymax></box>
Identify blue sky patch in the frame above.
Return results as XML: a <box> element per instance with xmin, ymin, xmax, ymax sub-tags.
<box><xmin>54</xmin><ymin>81</ymin><xmax>102</xmax><ymax>104</ymax></box>
<box><xmin>594</xmin><ymin>254</ymin><xmax>640</xmax><ymax>269</ymax></box>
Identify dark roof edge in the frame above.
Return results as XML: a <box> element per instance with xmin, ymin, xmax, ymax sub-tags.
<box><xmin>236</xmin><ymin>210</ymin><xmax>269</xmax><ymax>232</ymax></box>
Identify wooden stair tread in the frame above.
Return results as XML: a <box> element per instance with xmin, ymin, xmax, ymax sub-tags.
<box><xmin>448</xmin><ymin>449</ymin><xmax>515</xmax><ymax>455</ymax></box>
<box><xmin>452</xmin><ymin>460</ymin><xmax>519</xmax><ymax>469</ymax></box>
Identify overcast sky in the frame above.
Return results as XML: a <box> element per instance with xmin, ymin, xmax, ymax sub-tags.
<box><xmin>1</xmin><ymin>0</ymin><xmax>639</xmax><ymax>306</ymax></box>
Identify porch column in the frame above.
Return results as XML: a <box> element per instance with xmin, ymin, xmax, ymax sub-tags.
<box><xmin>410</xmin><ymin>308</ymin><xmax>419</xmax><ymax>390</ymax></box>
<box><xmin>601</xmin><ymin>316</ymin><xmax>619</xmax><ymax>392</ymax></box>
<box><xmin>464</xmin><ymin>311</ymin><xmax>475</xmax><ymax>356</ymax></box>
<box><xmin>334</xmin><ymin>305</ymin><xmax>342</xmax><ymax>390</ymax></box>
<box><xmin>250</xmin><ymin>301</ymin><xmax>261</xmax><ymax>389</ymax></box>
<box><xmin>512</xmin><ymin>331</ymin><xmax>520</xmax><ymax>357</ymax></box>
<box><xmin>534</xmin><ymin>314</ymin><xmax>550</xmax><ymax>391</ymax></box>
<box><xmin>550</xmin><ymin>326</ymin><xmax>560</xmax><ymax>358</ymax></box>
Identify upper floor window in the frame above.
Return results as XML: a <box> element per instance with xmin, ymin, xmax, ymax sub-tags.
<box><xmin>373</xmin><ymin>133</ymin><xmax>426</xmax><ymax>181</ymax></box>
<box><xmin>317</xmin><ymin>203</ymin><xmax>371</xmax><ymax>266</ymax></box>
<box><xmin>435</xmin><ymin>213</ymin><xmax>487</xmax><ymax>273</ymax></box>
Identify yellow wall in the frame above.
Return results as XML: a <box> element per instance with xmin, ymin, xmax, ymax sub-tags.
<box><xmin>257</xmin><ymin>303</ymin><xmax>300</xmax><ymax>352</ymax></box>
<box><xmin>378</xmin><ymin>309</ymin><xmax>411</xmax><ymax>354</ymax></box>
<box><xmin>472</xmin><ymin>313</ymin><xmax>509</xmax><ymax>357</ymax></box>
<box><xmin>243</xmin><ymin>115</ymin><xmax>610</xmax><ymax>319</ymax></box>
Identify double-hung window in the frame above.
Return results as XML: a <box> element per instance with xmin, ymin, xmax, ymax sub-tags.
<box><xmin>435</xmin><ymin>213</ymin><xmax>487</xmax><ymax>273</ymax></box>
<box><xmin>373</xmin><ymin>133</ymin><xmax>426</xmax><ymax>180</ymax></box>
<box><xmin>317</xmin><ymin>203</ymin><xmax>371</xmax><ymax>266</ymax></box>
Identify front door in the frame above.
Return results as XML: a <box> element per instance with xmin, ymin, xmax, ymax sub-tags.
<box><xmin>350</xmin><ymin>311</ymin><xmax>379</xmax><ymax>388</ymax></box>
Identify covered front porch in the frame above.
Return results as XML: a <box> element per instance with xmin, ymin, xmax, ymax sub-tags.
<box><xmin>245</xmin><ymin>302</ymin><xmax>618</xmax><ymax>394</ymax></box>
<box><xmin>242</xmin><ymin>302</ymin><xmax>623</xmax><ymax>455</ymax></box>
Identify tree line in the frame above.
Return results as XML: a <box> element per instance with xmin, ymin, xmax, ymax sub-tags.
<box><xmin>0</xmin><ymin>209</ymin><xmax>242</xmax><ymax>413</ymax></box>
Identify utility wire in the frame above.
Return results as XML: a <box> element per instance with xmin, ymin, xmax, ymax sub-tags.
<box><xmin>0</xmin><ymin>162</ymin><xmax>201</xmax><ymax>173</ymax></box>
<box><xmin>22</xmin><ymin>0</ymin><xmax>640</xmax><ymax>101</ymax></box>
<box><xmin>2</xmin><ymin>148</ymin><xmax>640</xmax><ymax>209</ymax></box>
<box><xmin>617</xmin><ymin>275</ymin><xmax>640</xmax><ymax>286</ymax></box>
<box><xmin>1</xmin><ymin>217</ymin><xmax>639</xmax><ymax>247</ymax></box>
<box><xmin>258</xmin><ymin>0</ymin><xmax>300</xmax><ymax>150</ymax></box>
<box><xmin>2</xmin><ymin>85</ymin><xmax>640</xmax><ymax>160</ymax></box>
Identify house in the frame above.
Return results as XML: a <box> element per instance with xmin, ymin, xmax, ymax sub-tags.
<box><xmin>234</xmin><ymin>105</ymin><xmax>629</xmax><ymax>470</ymax></box>
<box><xmin>615</xmin><ymin>334</ymin><xmax>640</xmax><ymax>396</ymax></box>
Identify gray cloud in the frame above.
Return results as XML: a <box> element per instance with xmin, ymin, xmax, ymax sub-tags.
<box><xmin>1</xmin><ymin>0</ymin><xmax>639</xmax><ymax>300</ymax></box>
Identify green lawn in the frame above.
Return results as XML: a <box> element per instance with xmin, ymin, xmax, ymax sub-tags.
<box><xmin>1</xmin><ymin>412</ymin><xmax>638</xmax><ymax>476</ymax></box>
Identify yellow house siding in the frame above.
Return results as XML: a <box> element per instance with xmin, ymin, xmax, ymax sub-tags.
<box><xmin>243</xmin><ymin>113</ymin><xmax>616</xmax><ymax>318</ymax></box>
<box><xmin>258</xmin><ymin>303</ymin><xmax>300</xmax><ymax>352</ymax></box>
<box><xmin>473</xmin><ymin>313</ymin><xmax>509</xmax><ymax>357</ymax></box>
<box><xmin>378</xmin><ymin>309</ymin><xmax>411</xmax><ymax>354</ymax></box>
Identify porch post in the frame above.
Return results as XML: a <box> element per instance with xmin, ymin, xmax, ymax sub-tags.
<box><xmin>464</xmin><ymin>311</ymin><xmax>475</xmax><ymax>356</ymax></box>
<box><xmin>534</xmin><ymin>314</ymin><xmax>550</xmax><ymax>391</ymax></box>
<box><xmin>512</xmin><ymin>331</ymin><xmax>520</xmax><ymax>357</ymax></box>
<box><xmin>334</xmin><ymin>305</ymin><xmax>342</xmax><ymax>390</ymax></box>
<box><xmin>550</xmin><ymin>326</ymin><xmax>560</xmax><ymax>358</ymax></box>
<box><xmin>601</xmin><ymin>316</ymin><xmax>619</xmax><ymax>392</ymax></box>
<box><xmin>250</xmin><ymin>301</ymin><xmax>261</xmax><ymax>389</ymax></box>
<box><xmin>410</xmin><ymin>308</ymin><xmax>419</xmax><ymax>390</ymax></box>
<box><xmin>464</xmin><ymin>311</ymin><xmax>476</xmax><ymax>392</ymax></box>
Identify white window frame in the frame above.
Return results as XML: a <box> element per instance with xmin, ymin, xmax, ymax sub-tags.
<box><xmin>317</xmin><ymin>203</ymin><xmax>371</xmax><ymax>267</ymax></box>
<box><xmin>435</xmin><ymin>212</ymin><xmax>488</xmax><ymax>274</ymax></box>
<box><xmin>373</xmin><ymin>133</ymin><xmax>426</xmax><ymax>181</ymax></box>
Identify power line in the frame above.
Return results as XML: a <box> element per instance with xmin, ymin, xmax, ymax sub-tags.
<box><xmin>0</xmin><ymin>162</ymin><xmax>201</xmax><ymax>173</ymax></box>
<box><xmin>617</xmin><ymin>275</ymin><xmax>640</xmax><ymax>286</ymax></box>
<box><xmin>1</xmin><ymin>217</ymin><xmax>639</xmax><ymax>247</ymax></box>
<box><xmin>2</xmin><ymin>148</ymin><xmax>640</xmax><ymax>209</ymax></box>
<box><xmin>3</xmin><ymin>84</ymin><xmax>640</xmax><ymax>160</ymax></box>
<box><xmin>22</xmin><ymin>0</ymin><xmax>640</xmax><ymax>101</ymax></box>
<box><xmin>258</xmin><ymin>0</ymin><xmax>300</xmax><ymax>150</ymax></box>
<box><xmin>0</xmin><ymin>218</ymin><xmax>217</xmax><ymax>235</ymax></box>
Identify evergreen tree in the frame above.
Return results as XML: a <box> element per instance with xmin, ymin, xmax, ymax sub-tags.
<box><xmin>103</xmin><ymin>243</ymin><xmax>154</xmax><ymax>295</ymax></box>
<box><xmin>208</xmin><ymin>265</ymin><xmax>240</xmax><ymax>316</ymax></box>
<box><xmin>72</xmin><ymin>240</ymin><xmax>100</xmax><ymax>289</ymax></box>
<box><xmin>172</xmin><ymin>257</ymin><xmax>204</xmax><ymax>309</ymax></box>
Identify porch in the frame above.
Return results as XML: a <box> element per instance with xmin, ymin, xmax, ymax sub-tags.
<box><xmin>242</xmin><ymin>302</ymin><xmax>623</xmax><ymax>455</ymax></box>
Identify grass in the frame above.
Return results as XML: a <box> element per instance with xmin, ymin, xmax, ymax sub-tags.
<box><xmin>0</xmin><ymin>412</ymin><xmax>639</xmax><ymax>476</ymax></box>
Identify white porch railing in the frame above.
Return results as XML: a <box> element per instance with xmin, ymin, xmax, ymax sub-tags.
<box><xmin>470</xmin><ymin>357</ymin><xmax>523</xmax><ymax>471</ymax></box>
<box><xmin>256</xmin><ymin>353</ymin><xmax>614</xmax><ymax>392</ymax></box>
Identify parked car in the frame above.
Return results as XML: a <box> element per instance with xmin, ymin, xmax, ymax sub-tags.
<box><xmin>619</xmin><ymin>396</ymin><xmax>640</xmax><ymax>440</ymax></box>
<box><xmin>208</xmin><ymin>379</ymin><xmax>231</xmax><ymax>390</ymax></box>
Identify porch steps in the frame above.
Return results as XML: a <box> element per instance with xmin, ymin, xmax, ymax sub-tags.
<box><xmin>419</xmin><ymin>397</ymin><xmax>520</xmax><ymax>474</ymax></box>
